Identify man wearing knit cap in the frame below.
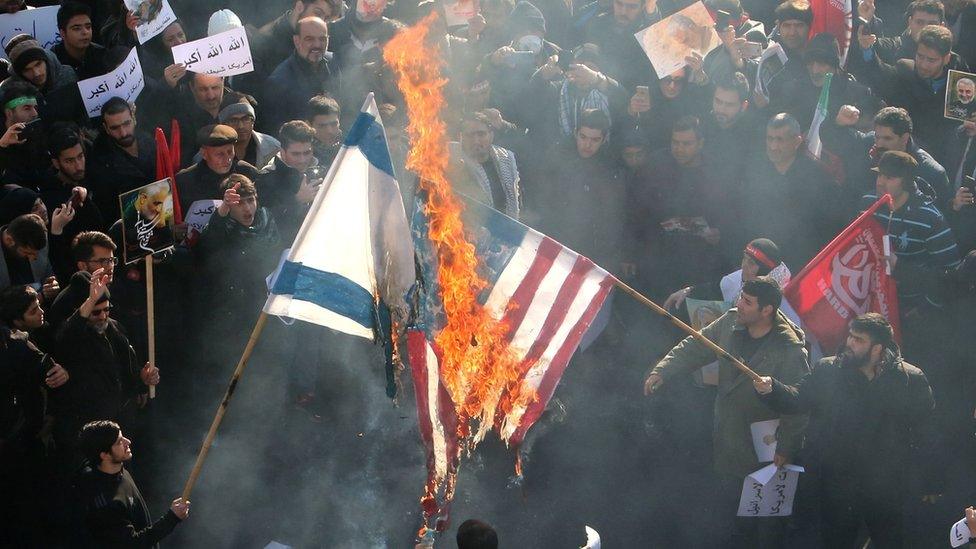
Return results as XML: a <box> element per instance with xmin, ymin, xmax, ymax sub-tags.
<box><xmin>174</xmin><ymin>124</ymin><xmax>262</xmax><ymax>214</ymax></box>
<box><xmin>204</xmin><ymin>94</ymin><xmax>280</xmax><ymax>168</ymax></box>
<box><xmin>760</xmin><ymin>0</ymin><xmax>813</xmax><ymax>102</ymax></box>
<box><xmin>6</xmin><ymin>36</ymin><xmax>78</xmax><ymax>95</ymax></box>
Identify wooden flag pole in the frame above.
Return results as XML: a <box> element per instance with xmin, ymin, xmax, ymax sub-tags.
<box><xmin>145</xmin><ymin>257</ymin><xmax>156</xmax><ymax>399</ymax></box>
<box><xmin>182</xmin><ymin>312</ymin><xmax>269</xmax><ymax>500</ymax></box>
<box><xmin>610</xmin><ymin>277</ymin><xmax>762</xmax><ymax>382</ymax></box>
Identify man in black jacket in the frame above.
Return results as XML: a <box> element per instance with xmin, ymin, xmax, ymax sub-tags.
<box><xmin>174</xmin><ymin>124</ymin><xmax>262</xmax><ymax>214</ymax></box>
<box><xmin>77</xmin><ymin>420</ymin><xmax>188</xmax><ymax>547</ymax></box>
<box><xmin>753</xmin><ymin>314</ymin><xmax>935</xmax><ymax>548</ymax></box>
<box><xmin>52</xmin><ymin>269</ymin><xmax>158</xmax><ymax>455</ymax></box>
<box><xmin>88</xmin><ymin>98</ymin><xmax>157</xmax><ymax>224</ymax></box>
<box><xmin>853</xmin><ymin>24</ymin><xmax>966</xmax><ymax>165</ymax></box>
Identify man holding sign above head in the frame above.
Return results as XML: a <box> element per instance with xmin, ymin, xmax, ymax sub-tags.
<box><xmin>174</xmin><ymin>123</ymin><xmax>261</xmax><ymax>214</ymax></box>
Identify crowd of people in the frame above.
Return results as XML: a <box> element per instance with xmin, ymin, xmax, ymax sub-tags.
<box><xmin>0</xmin><ymin>0</ymin><xmax>975</xmax><ymax>545</ymax></box>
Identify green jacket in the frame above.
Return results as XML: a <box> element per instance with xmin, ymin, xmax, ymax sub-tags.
<box><xmin>651</xmin><ymin>308</ymin><xmax>810</xmax><ymax>478</ymax></box>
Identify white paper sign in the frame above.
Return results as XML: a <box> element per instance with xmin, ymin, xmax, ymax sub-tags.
<box><xmin>750</xmin><ymin>419</ymin><xmax>780</xmax><ymax>463</ymax></box>
<box><xmin>442</xmin><ymin>0</ymin><xmax>479</xmax><ymax>27</ymax></box>
<box><xmin>125</xmin><ymin>0</ymin><xmax>178</xmax><ymax>45</ymax></box>
<box><xmin>78</xmin><ymin>48</ymin><xmax>145</xmax><ymax>119</ymax></box>
<box><xmin>185</xmin><ymin>199</ymin><xmax>219</xmax><ymax>241</ymax></box>
<box><xmin>0</xmin><ymin>6</ymin><xmax>61</xmax><ymax>58</ymax></box>
<box><xmin>755</xmin><ymin>42</ymin><xmax>788</xmax><ymax>100</ymax></box>
<box><xmin>171</xmin><ymin>26</ymin><xmax>253</xmax><ymax>77</ymax></box>
<box><xmin>950</xmin><ymin>517</ymin><xmax>972</xmax><ymax>548</ymax></box>
<box><xmin>634</xmin><ymin>1</ymin><xmax>719</xmax><ymax>78</ymax></box>
<box><xmin>736</xmin><ymin>464</ymin><xmax>804</xmax><ymax>517</ymax></box>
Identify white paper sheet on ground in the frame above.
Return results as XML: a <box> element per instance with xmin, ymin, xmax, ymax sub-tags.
<box><xmin>750</xmin><ymin>419</ymin><xmax>779</xmax><ymax>462</ymax></box>
<box><xmin>737</xmin><ymin>464</ymin><xmax>804</xmax><ymax>517</ymax></box>
<box><xmin>263</xmin><ymin>542</ymin><xmax>293</xmax><ymax>549</ymax></box>
<box><xmin>581</xmin><ymin>525</ymin><xmax>601</xmax><ymax>549</ymax></box>
<box><xmin>950</xmin><ymin>517</ymin><xmax>972</xmax><ymax>548</ymax></box>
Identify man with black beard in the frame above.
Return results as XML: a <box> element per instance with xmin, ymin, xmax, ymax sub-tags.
<box><xmin>753</xmin><ymin>314</ymin><xmax>935</xmax><ymax>548</ymax></box>
<box><xmin>52</xmin><ymin>269</ymin><xmax>158</xmax><ymax>459</ymax></box>
<box><xmin>88</xmin><ymin>98</ymin><xmax>156</xmax><ymax>224</ymax></box>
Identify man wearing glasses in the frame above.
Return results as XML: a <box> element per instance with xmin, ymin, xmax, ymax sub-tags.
<box><xmin>52</xmin><ymin>267</ymin><xmax>158</xmax><ymax>463</ymax></box>
<box><xmin>46</xmin><ymin>231</ymin><xmax>117</xmax><ymax>330</ymax></box>
<box><xmin>205</xmin><ymin>94</ymin><xmax>281</xmax><ymax>169</ymax></box>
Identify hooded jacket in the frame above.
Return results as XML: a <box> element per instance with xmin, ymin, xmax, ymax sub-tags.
<box><xmin>650</xmin><ymin>308</ymin><xmax>810</xmax><ymax>478</ymax></box>
<box><xmin>1</xmin><ymin>45</ymin><xmax>77</xmax><ymax>96</ymax></box>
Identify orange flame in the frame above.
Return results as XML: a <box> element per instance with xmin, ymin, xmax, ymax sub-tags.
<box><xmin>384</xmin><ymin>14</ymin><xmax>535</xmax><ymax>451</ymax></box>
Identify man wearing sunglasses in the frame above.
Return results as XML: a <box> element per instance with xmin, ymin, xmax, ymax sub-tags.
<box><xmin>51</xmin><ymin>267</ymin><xmax>158</xmax><ymax>462</ymax></box>
<box><xmin>46</xmin><ymin>231</ymin><xmax>117</xmax><ymax>330</ymax></box>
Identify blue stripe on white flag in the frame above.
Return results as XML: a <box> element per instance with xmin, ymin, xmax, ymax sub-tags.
<box><xmin>271</xmin><ymin>261</ymin><xmax>377</xmax><ymax>329</ymax></box>
<box><xmin>344</xmin><ymin>111</ymin><xmax>395</xmax><ymax>178</ymax></box>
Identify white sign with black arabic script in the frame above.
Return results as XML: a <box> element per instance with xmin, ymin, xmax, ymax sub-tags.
<box><xmin>0</xmin><ymin>6</ymin><xmax>61</xmax><ymax>58</ymax></box>
<box><xmin>171</xmin><ymin>26</ymin><xmax>253</xmax><ymax>77</ymax></box>
<box><xmin>78</xmin><ymin>48</ymin><xmax>145</xmax><ymax>119</ymax></box>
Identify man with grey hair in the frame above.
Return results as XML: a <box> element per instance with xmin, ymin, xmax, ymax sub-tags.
<box><xmin>740</xmin><ymin>113</ymin><xmax>843</xmax><ymax>270</ymax></box>
<box><xmin>194</xmin><ymin>94</ymin><xmax>281</xmax><ymax>168</ymax></box>
<box><xmin>948</xmin><ymin>76</ymin><xmax>976</xmax><ymax>121</ymax></box>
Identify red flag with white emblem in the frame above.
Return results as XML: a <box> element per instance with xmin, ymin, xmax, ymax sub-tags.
<box><xmin>784</xmin><ymin>195</ymin><xmax>900</xmax><ymax>353</ymax></box>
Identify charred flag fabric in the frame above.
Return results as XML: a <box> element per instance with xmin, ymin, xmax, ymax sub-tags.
<box><xmin>407</xmin><ymin>194</ymin><xmax>613</xmax><ymax>525</ymax></box>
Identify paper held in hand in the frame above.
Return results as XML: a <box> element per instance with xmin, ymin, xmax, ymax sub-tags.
<box><xmin>634</xmin><ymin>1</ymin><xmax>719</xmax><ymax>78</ymax></box>
<box><xmin>737</xmin><ymin>463</ymin><xmax>805</xmax><ymax>517</ymax></box>
<box><xmin>77</xmin><ymin>48</ymin><xmax>145</xmax><ymax>119</ymax></box>
<box><xmin>125</xmin><ymin>0</ymin><xmax>177</xmax><ymax>45</ymax></box>
<box><xmin>118</xmin><ymin>178</ymin><xmax>176</xmax><ymax>265</ymax></box>
<box><xmin>171</xmin><ymin>26</ymin><xmax>254</xmax><ymax>77</ymax></box>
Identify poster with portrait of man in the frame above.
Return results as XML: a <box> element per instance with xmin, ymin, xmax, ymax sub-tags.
<box><xmin>634</xmin><ymin>1</ymin><xmax>719</xmax><ymax>78</ymax></box>
<box><xmin>945</xmin><ymin>69</ymin><xmax>976</xmax><ymax>122</ymax></box>
<box><xmin>119</xmin><ymin>178</ymin><xmax>176</xmax><ymax>264</ymax></box>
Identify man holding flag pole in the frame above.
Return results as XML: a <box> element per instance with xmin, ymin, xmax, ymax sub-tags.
<box><xmin>179</xmin><ymin>93</ymin><xmax>416</xmax><ymax>500</ymax></box>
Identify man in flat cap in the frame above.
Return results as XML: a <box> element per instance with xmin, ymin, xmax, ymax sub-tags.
<box><xmin>860</xmin><ymin>150</ymin><xmax>961</xmax><ymax>310</ymax></box>
<box><xmin>174</xmin><ymin>124</ymin><xmax>262</xmax><ymax>215</ymax></box>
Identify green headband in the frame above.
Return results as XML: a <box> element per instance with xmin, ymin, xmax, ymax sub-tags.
<box><xmin>4</xmin><ymin>96</ymin><xmax>37</xmax><ymax>110</ymax></box>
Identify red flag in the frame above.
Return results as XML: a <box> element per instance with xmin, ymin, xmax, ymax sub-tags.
<box><xmin>155</xmin><ymin>126</ymin><xmax>183</xmax><ymax>224</ymax></box>
<box><xmin>808</xmin><ymin>0</ymin><xmax>853</xmax><ymax>64</ymax></box>
<box><xmin>784</xmin><ymin>195</ymin><xmax>900</xmax><ymax>353</ymax></box>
